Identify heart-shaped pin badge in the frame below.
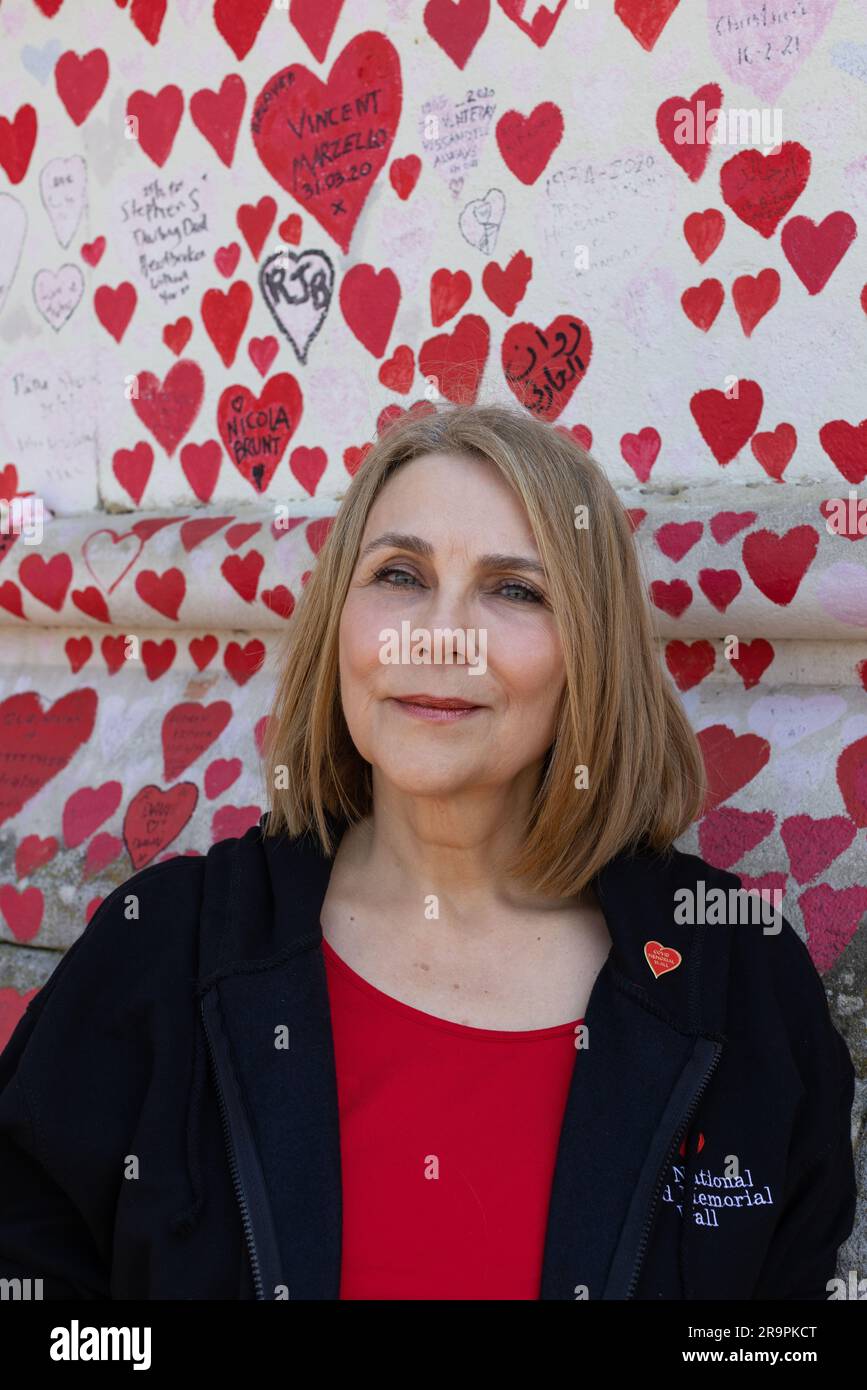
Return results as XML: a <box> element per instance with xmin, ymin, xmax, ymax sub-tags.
<box><xmin>644</xmin><ymin>940</ymin><xmax>682</xmax><ymax>979</ymax></box>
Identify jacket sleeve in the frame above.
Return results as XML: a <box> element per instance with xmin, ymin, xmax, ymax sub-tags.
<box><xmin>750</xmin><ymin>922</ymin><xmax>858</xmax><ymax>1301</ymax></box>
<box><xmin>0</xmin><ymin>895</ymin><xmax>124</xmax><ymax>1295</ymax></box>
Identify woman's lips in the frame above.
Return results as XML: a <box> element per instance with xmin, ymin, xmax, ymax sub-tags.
<box><xmin>389</xmin><ymin>696</ymin><xmax>484</xmax><ymax>723</ymax></box>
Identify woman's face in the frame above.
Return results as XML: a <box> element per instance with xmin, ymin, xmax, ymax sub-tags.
<box><xmin>338</xmin><ymin>451</ymin><xmax>567</xmax><ymax>801</ymax></box>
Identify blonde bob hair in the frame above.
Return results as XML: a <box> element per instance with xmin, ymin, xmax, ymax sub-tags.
<box><xmin>262</xmin><ymin>401</ymin><xmax>706</xmax><ymax>897</ymax></box>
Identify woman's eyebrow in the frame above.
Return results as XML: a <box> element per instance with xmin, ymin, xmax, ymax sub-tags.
<box><xmin>358</xmin><ymin>533</ymin><xmax>547</xmax><ymax>577</ymax></box>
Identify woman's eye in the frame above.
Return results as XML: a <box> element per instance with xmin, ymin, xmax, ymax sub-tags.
<box><xmin>496</xmin><ymin>580</ymin><xmax>544</xmax><ymax>603</ymax></box>
<box><xmin>373</xmin><ymin>565</ymin><xmax>420</xmax><ymax>588</ymax></box>
<box><xmin>372</xmin><ymin>567</ymin><xmax>543</xmax><ymax>604</ymax></box>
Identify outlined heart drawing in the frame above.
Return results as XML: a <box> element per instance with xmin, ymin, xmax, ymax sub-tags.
<box><xmin>259</xmin><ymin>247</ymin><xmax>335</xmax><ymax>363</ymax></box>
<box><xmin>82</xmin><ymin>527</ymin><xmax>145</xmax><ymax>593</ymax></box>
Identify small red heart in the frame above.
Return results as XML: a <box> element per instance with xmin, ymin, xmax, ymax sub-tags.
<box><xmin>656</xmin><ymin>83</ymin><xmax>722</xmax><ymax>182</ymax></box>
<box><xmin>261</xmin><ymin>585</ymin><xmax>296</xmax><ymax>618</ymax></box>
<box><xmin>665</xmin><ymin>640</ymin><xmax>715</xmax><ymax>691</ymax></box>
<box><xmin>732</xmin><ymin>268</ymin><xmax>780</xmax><ymax>337</ymax></box>
<box><xmin>189</xmin><ymin>635</ymin><xmax>219</xmax><ymax>671</ymax></box>
<box><xmin>180</xmin><ymin>440</ymin><xmax>222</xmax><ymax>502</ymax></box>
<box><xmin>389</xmin><ymin>154</ymin><xmax>421</xmax><ymax>200</ymax></box>
<box><xmin>278</xmin><ymin>214</ymin><xmax>302</xmax><ymax>244</ymax></box>
<box><xmin>15</xmin><ymin>835</ymin><xmax>59</xmax><ymax>879</ymax></box>
<box><xmin>751</xmin><ymin>423</ymin><xmax>796</xmax><ymax>481</ymax></box>
<box><xmin>224</xmin><ymin>639</ymin><xmax>266</xmax><ymax>685</ymax></box>
<box><xmin>378</xmin><ymin>345</ymin><xmax>415</xmax><ymax>394</ymax></box>
<box><xmin>655</xmin><ymin>521</ymin><xmax>703</xmax><ymax>562</ymax></box>
<box><xmin>215</xmin><ymin>242</ymin><xmax>241</xmax><ymax>277</ymax></box>
<box><xmin>709</xmin><ymin>510</ymin><xmax>756</xmax><ymax>544</ymax></box>
<box><xmin>247</xmin><ymin>335</ymin><xmax>278</xmax><ymax>377</ymax></box>
<box><xmin>649</xmin><ymin>579</ymin><xmax>692</xmax><ymax>618</ymax></box>
<box><xmin>728</xmin><ymin>637</ymin><xmax>774</xmax><ymax>689</ymax></box>
<box><xmin>683</xmin><ymin>209</ymin><xmax>724</xmax><ymax>263</ymax></box>
<box><xmin>482</xmin><ymin>250</ymin><xmax>532</xmax><ymax>316</ymax></box>
<box><xmin>697</xmin><ymin>568</ymin><xmax>741</xmax><ymax>612</ymax></box>
<box><xmin>163</xmin><ymin>316</ymin><xmax>192</xmax><ymax>355</ymax></box>
<box><xmin>681</xmin><ymin>278</ymin><xmax>724</xmax><ymax>331</ymax></box>
<box><xmin>430</xmin><ymin>267</ymin><xmax>472</xmax><ymax>327</ymax></box>
<box><xmin>81</xmin><ymin>235</ymin><xmax>106</xmax><ymax>266</ymax></box>
<box><xmin>236</xmin><ymin>196</ymin><xmax>276</xmax><ymax>260</ymax></box>
<box><xmin>141</xmin><ymin>639</ymin><xmax>176</xmax><ymax>681</ymax></box>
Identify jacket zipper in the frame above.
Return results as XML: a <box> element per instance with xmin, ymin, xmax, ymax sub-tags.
<box><xmin>200</xmin><ymin>996</ymin><xmax>266</xmax><ymax>1301</ymax></box>
<box><xmin>624</xmin><ymin>1039</ymin><xmax>723</xmax><ymax>1300</ymax></box>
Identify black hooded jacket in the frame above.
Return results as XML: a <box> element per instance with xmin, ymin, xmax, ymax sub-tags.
<box><xmin>0</xmin><ymin>813</ymin><xmax>857</xmax><ymax>1300</ymax></box>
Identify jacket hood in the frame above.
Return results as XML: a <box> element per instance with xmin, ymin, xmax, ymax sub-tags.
<box><xmin>170</xmin><ymin>812</ymin><xmax>737</xmax><ymax>1237</ymax></box>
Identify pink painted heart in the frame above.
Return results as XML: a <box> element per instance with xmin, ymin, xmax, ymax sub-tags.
<box><xmin>816</xmin><ymin>562</ymin><xmax>867</xmax><ymax>628</ymax></box>
<box><xmin>204</xmin><ymin>757</ymin><xmax>242</xmax><ymax>799</ymax></box>
<box><xmin>707</xmin><ymin>0</ymin><xmax>837</xmax><ymax>102</ymax></box>
<box><xmin>698</xmin><ymin>806</ymin><xmax>775</xmax><ymax>869</ymax></box>
<box><xmin>62</xmin><ymin>781</ymin><xmax>122</xmax><ymax>848</ymax></box>
<box><xmin>799</xmin><ymin>884</ymin><xmax>867</xmax><ymax>972</ymax></box>
<box><xmin>780</xmin><ymin>815</ymin><xmax>857</xmax><ymax>885</ymax></box>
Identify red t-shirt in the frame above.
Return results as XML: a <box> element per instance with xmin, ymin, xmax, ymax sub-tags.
<box><xmin>322</xmin><ymin>936</ymin><xmax>583</xmax><ymax>1300</ymax></box>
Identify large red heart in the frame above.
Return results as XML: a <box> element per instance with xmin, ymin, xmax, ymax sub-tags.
<box><xmin>124</xmin><ymin>782</ymin><xmax>198</xmax><ymax>870</ymax></box>
<box><xmin>162</xmin><ymin>700</ymin><xmax>233</xmax><ymax>781</ymax></box>
<box><xmin>131</xmin><ymin>360</ymin><xmax>205</xmax><ymax>456</ymax></box>
<box><xmin>217</xmin><ymin>375</ymin><xmax>303</xmax><ymax>492</ymax></box>
<box><xmin>780</xmin><ymin>212</ymin><xmax>857</xmax><ymax>295</ymax></box>
<box><xmin>720</xmin><ymin>142</ymin><xmax>811</xmax><ymax>238</ymax></box>
<box><xmin>54</xmin><ymin>49</ymin><xmax>109</xmax><ymax>126</ymax></box>
<box><xmin>0</xmin><ymin>690</ymin><xmax>98</xmax><ymax>826</ymax></box>
<box><xmin>502</xmin><ymin>315</ymin><xmax>592</xmax><ymax>420</ymax></box>
<box><xmin>250</xmin><ymin>32</ymin><xmax>402</xmax><ymax>254</ymax></box>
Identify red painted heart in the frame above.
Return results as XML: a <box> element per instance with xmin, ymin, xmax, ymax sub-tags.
<box><xmin>250</xmin><ymin>32</ymin><xmax>402</xmax><ymax>254</ymax></box>
<box><xmin>501</xmin><ymin>315</ymin><xmax>591</xmax><ymax>419</ymax></box>
<box><xmin>124</xmin><ymin>782</ymin><xmax>198</xmax><ymax>870</ymax></box>
<box><xmin>217</xmin><ymin>375</ymin><xmax>303</xmax><ymax>492</ymax></box>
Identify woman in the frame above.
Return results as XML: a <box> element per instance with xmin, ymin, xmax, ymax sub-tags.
<box><xmin>0</xmin><ymin>403</ymin><xmax>857</xmax><ymax>1300</ymax></box>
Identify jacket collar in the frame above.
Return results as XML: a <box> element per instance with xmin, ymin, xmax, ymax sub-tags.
<box><xmin>194</xmin><ymin>812</ymin><xmax>731</xmax><ymax>1299</ymax></box>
